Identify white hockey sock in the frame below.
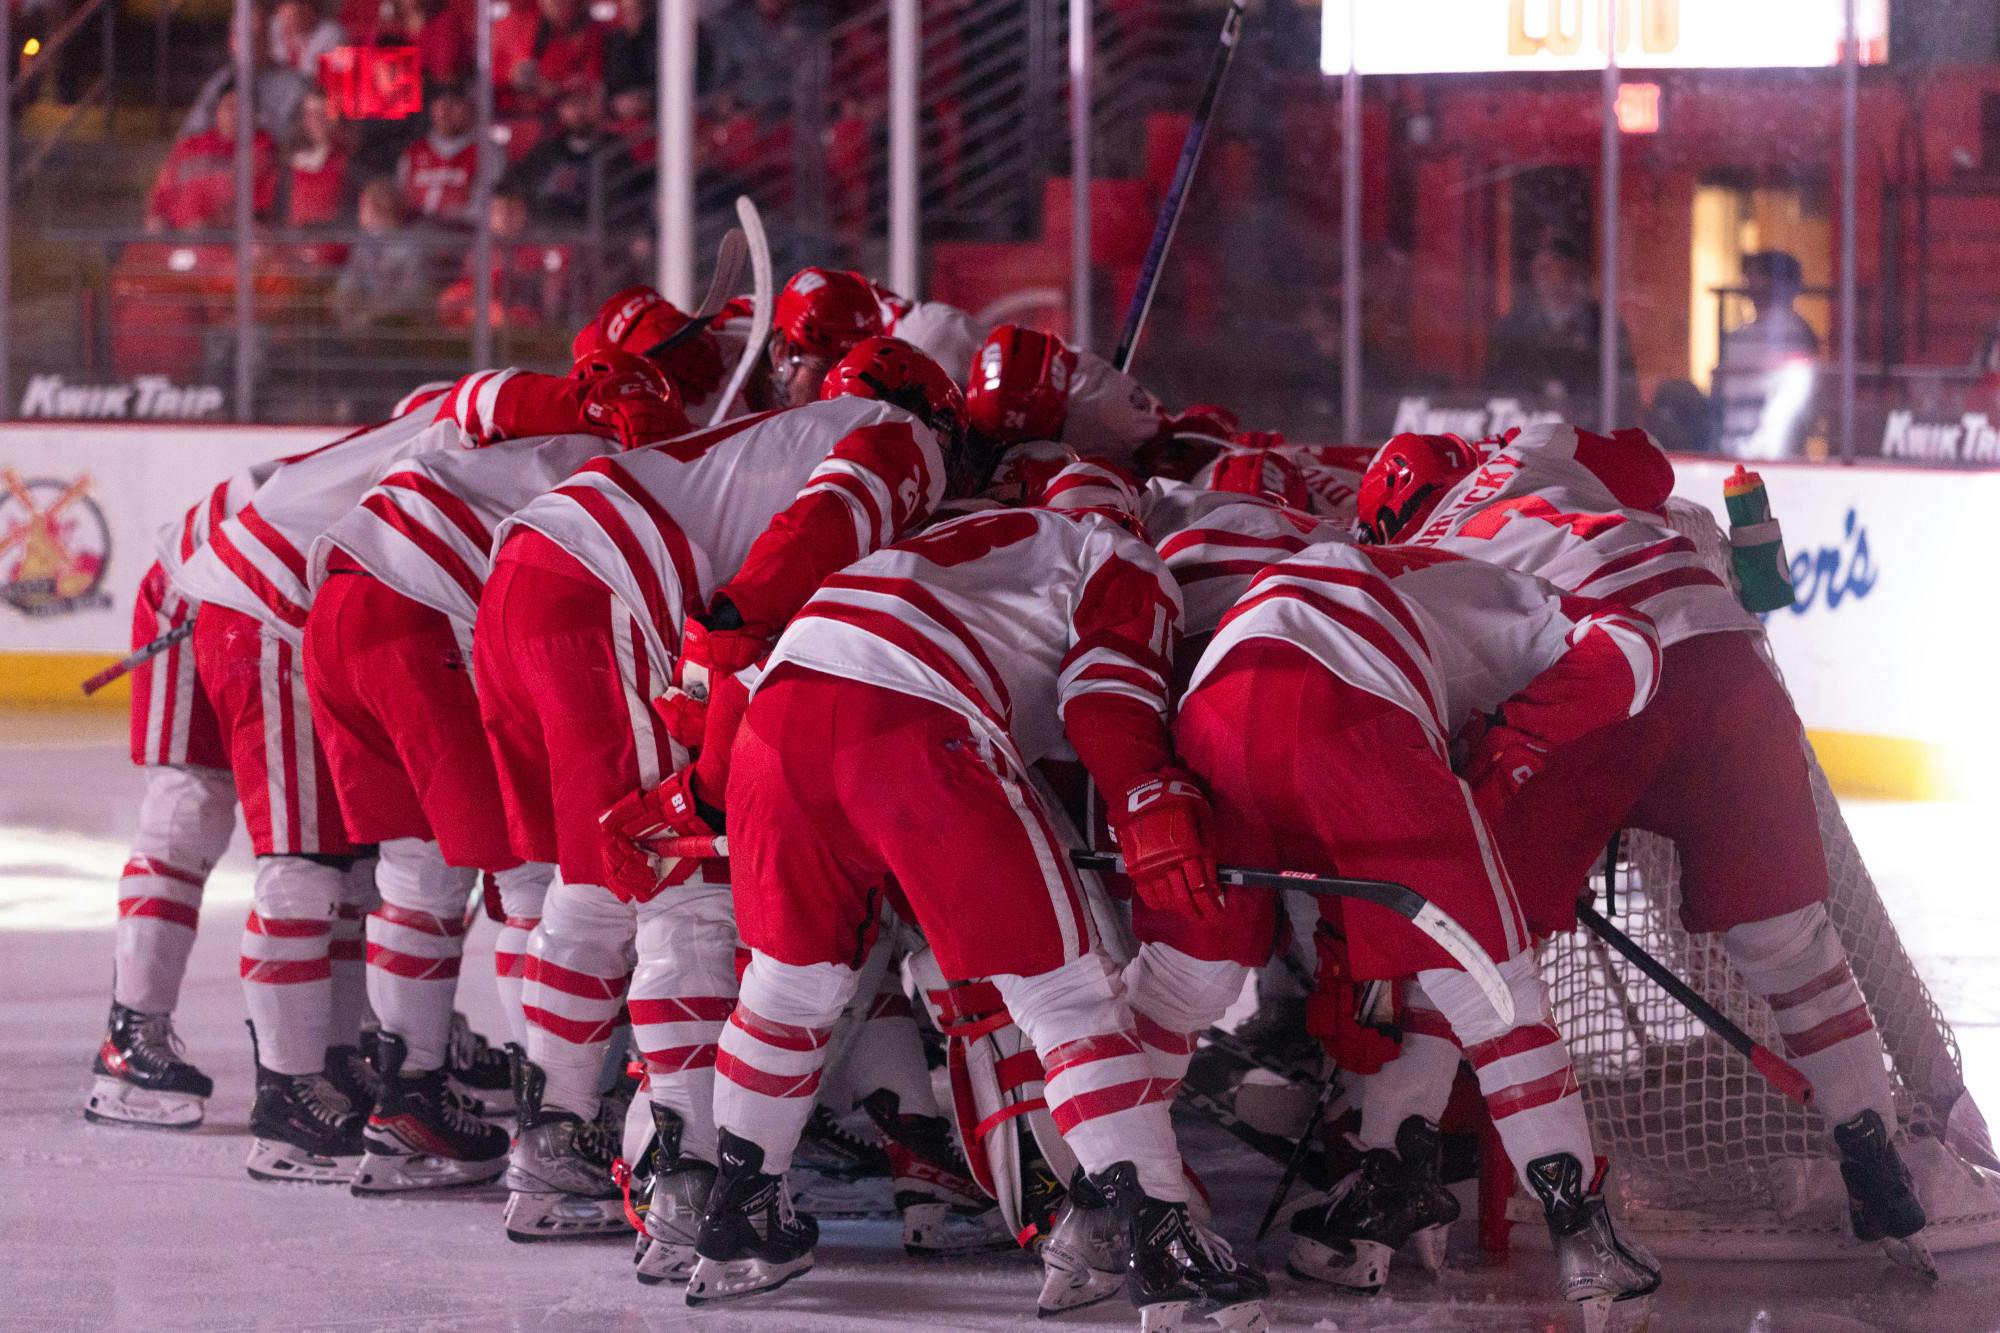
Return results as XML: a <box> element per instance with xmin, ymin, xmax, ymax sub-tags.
<box><xmin>364</xmin><ymin>838</ymin><xmax>477</xmax><ymax>1073</ymax></box>
<box><xmin>491</xmin><ymin>862</ymin><xmax>553</xmax><ymax>1048</ymax></box>
<box><xmin>714</xmin><ymin>951</ymin><xmax>859</xmax><ymax>1174</ymax></box>
<box><xmin>1122</xmin><ymin>943</ymin><xmax>1247</xmax><ymax>1098</ymax></box>
<box><xmin>631</xmin><ymin>880</ymin><xmax>738</xmax><ymax>1164</ymax></box>
<box><xmin>242</xmin><ymin>856</ymin><xmax>346</xmax><ymax>1076</ymax></box>
<box><xmin>1723</xmin><ymin>904</ymin><xmax>1895</xmax><ymax>1126</ymax></box>
<box><xmin>1000</xmin><ymin>952</ymin><xmax>1186</xmax><ymax>1202</ymax></box>
<box><xmin>113</xmin><ymin>765</ymin><xmax>234</xmax><ymax>1015</ymax></box>
<box><xmin>329</xmin><ymin>859</ymin><xmax>378</xmax><ymax>1049</ymax></box>
<box><xmin>521</xmin><ymin>875</ymin><xmax>635</xmax><ymax>1117</ymax></box>
<box><xmin>1356</xmin><ymin>985</ymin><xmax>1463</xmax><ymax>1152</ymax></box>
<box><xmin>1421</xmin><ymin>955</ymin><xmax>1595</xmax><ymax>1193</ymax></box>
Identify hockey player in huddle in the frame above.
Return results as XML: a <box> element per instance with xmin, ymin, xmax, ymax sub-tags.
<box><xmin>1193</xmin><ymin>431</ymin><xmax>1376</xmax><ymax>525</ymax></box>
<box><xmin>476</xmin><ymin>336</ymin><xmax>979</xmax><ymax>1259</ymax></box>
<box><xmin>647</xmin><ymin>463</ymin><xmax>1269</xmax><ymax>1330</ymax></box>
<box><xmin>964</xmin><ymin>324</ymin><xmax>1174</xmax><ymax>467</ymax></box>
<box><xmin>1358</xmin><ymin>424</ymin><xmax>1931</xmax><ymax>1264</ymax></box>
<box><xmin>1152</xmin><ymin>539</ymin><xmax>1668</xmax><ymax>1315</ymax></box>
<box><xmin>299</xmin><ymin>352</ymin><xmax>688</xmax><ymax>1193</ymax></box>
<box><xmin>82</xmin><ymin>454</ymin><xmax>285</xmax><ymax>1130</ymax></box>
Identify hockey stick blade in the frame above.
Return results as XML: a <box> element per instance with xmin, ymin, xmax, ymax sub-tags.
<box><xmin>709</xmin><ymin>197</ymin><xmax>772</xmax><ymax>427</ymax></box>
<box><xmin>82</xmin><ymin>619</ymin><xmax>195</xmax><ymax>695</ymax></box>
<box><xmin>642</xmin><ymin>228</ymin><xmax>749</xmax><ymax>358</ymax></box>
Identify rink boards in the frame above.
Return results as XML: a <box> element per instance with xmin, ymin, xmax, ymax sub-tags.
<box><xmin>1</xmin><ymin>423</ymin><xmax>1991</xmax><ymax>800</ymax></box>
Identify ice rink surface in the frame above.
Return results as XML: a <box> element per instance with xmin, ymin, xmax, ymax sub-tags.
<box><xmin>4</xmin><ymin>709</ymin><xmax>1998</xmax><ymax>1332</ymax></box>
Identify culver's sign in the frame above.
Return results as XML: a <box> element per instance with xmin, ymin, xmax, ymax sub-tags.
<box><xmin>1389</xmin><ymin>396</ymin><xmax>1563</xmax><ymax>439</ymax></box>
<box><xmin>19</xmin><ymin>374</ymin><xmax>226</xmax><ymax>421</ymax></box>
<box><xmin>1776</xmin><ymin>506</ymin><xmax>1877</xmax><ymax>618</ymax></box>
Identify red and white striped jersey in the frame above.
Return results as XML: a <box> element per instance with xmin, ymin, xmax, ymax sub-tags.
<box><xmin>167</xmin><ymin>408</ymin><xmax>459</xmax><ymax>642</ymax></box>
<box><xmin>882</xmin><ymin>300</ymin><xmax>982</xmax><ymax>388</ymax></box>
<box><xmin>1194</xmin><ymin>442</ymin><xmax>1372</xmax><ymax>522</ymax></box>
<box><xmin>308</xmin><ymin>432</ymin><xmax>620</xmax><ymax>627</ymax></box>
<box><xmin>493</xmin><ymin>395</ymin><xmax>945</xmax><ymax>673</ymax></box>
<box><xmin>1142</xmin><ymin>483</ymin><xmax>1346</xmax><ymax>637</ymax></box>
<box><xmin>430</xmin><ymin>367</ymin><xmax>606</xmax><ymax>448</ymax></box>
<box><xmin>153</xmin><ymin>457</ymin><xmax>284</xmax><ymax>585</ymax></box>
<box><xmin>1402</xmin><ymin>422</ymin><xmax>1755</xmax><ymax>647</ymax></box>
<box><xmin>1065</xmin><ymin>350</ymin><xmax>1165</xmax><ymax>466</ymax></box>
<box><xmin>1190</xmin><ymin>543</ymin><xmax>1661</xmax><ymax>754</ymax></box>
<box><xmin>764</xmin><ymin>506</ymin><xmax>1183</xmax><ymax>772</ymax></box>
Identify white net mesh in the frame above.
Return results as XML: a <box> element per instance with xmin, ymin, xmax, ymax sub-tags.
<box><xmin>1533</xmin><ymin>500</ymin><xmax>2000</xmax><ymax>1258</ymax></box>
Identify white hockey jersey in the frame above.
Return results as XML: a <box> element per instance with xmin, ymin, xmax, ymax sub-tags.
<box><xmin>883</xmin><ymin>300</ymin><xmax>984</xmax><ymax>387</ymax></box>
<box><xmin>1190</xmin><ymin>543</ymin><xmax>1661</xmax><ymax>753</ymax></box>
<box><xmin>763</xmin><ymin>506</ymin><xmax>1183</xmax><ymax>773</ymax></box>
<box><xmin>308</xmin><ymin>432</ymin><xmax>620</xmax><ymax>627</ymax></box>
<box><xmin>1142</xmin><ymin>483</ymin><xmax>1347</xmax><ymax>637</ymax></box>
<box><xmin>168</xmin><ymin>408</ymin><xmax>458</xmax><ymax>640</ymax></box>
<box><xmin>154</xmin><ymin>456</ymin><xmax>287</xmax><ymax>584</ymax></box>
<box><xmin>1064</xmin><ymin>350</ymin><xmax>1165</xmax><ymax>465</ymax></box>
<box><xmin>1193</xmin><ymin>442</ymin><xmax>1373</xmax><ymax>523</ymax></box>
<box><xmin>493</xmin><ymin>395</ymin><xmax>946</xmax><ymax>674</ymax></box>
<box><xmin>1402</xmin><ymin>423</ymin><xmax>1756</xmax><ymax>647</ymax></box>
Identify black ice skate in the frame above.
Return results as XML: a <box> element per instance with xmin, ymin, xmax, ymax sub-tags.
<box><xmin>446</xmin><ymin>1012</ymin><xmax>516</xmax><ymax>1115</ymax></box>
<box><xmin>1093</xmin><ymin>1160</ymin><xmax>1270</xmax><ymax>1333</ymax></box>
<box><xmin>863</xmin><ymin>1090</ymin><xmax>1010</xmax><ymax>1256</ymax></box>
<box><xmin>791</xmin><ymin>1103</ymin><xmax>894</xmax><ymax>1216</ymax></box>
<box><xmin>1524</xmin><ymin>1152</ymin><xmax>1661</xmax><ymax>1329</ymax></box>
<box><xmin>325</xmin><ymin>1031</ymin><xmax>383</xmax><ymax>1113</ymax></box>
<box><xmin>83</xmin><ymin>1002</ymin><xmax>214</xmax><ymax>1131</ymax></box>
<box><xmin>351</xmin><ymin>1031</ymin><xmax>509</xmax><ymax>1195</ymax></box>
<box><xmin>634</xmin><ymin>1103</ymin><xmax>715</xmax><ymax>1286</ymax></box>
<box><xmin>246</xmin><ymin>1022</ymin><xmax>365</xmax><ymax>1184</ymax></box>
<box><xmin>1833</xmin><ymin>1108</ymin><xmax>1935</xmax><ymax>1277</ymax></box>
<box><xmin>1037</xmin><ymin>1168</ymin><xmax>1127</xmax><ymax>1317</ymax></box>
<box><xmin>685</xmin><ymin>1130</ymin><xmax>819</xmax><ymax>1305</ymax></box>
<box><xmin>502</xmin><ymin>1056</ymin><xmax>627</xmax><ymax>1241</ymax></box>
<box><xmin>1287</xmin><ymin>1115</ymin><xmax>1461</xmax><ymax>1294</ymax></box>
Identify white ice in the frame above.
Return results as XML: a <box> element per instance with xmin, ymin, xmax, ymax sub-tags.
<box><xmin>4</xmin><ymin>709</ymin><xmax>1998</xmax><ymax>1332</ymax></box>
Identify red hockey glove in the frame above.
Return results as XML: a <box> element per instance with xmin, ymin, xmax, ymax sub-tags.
<box><xmin>579</xmin><ymin>369</ymin><xmax>691</xmax><ymax>449</ymax></box>
<box><xmin>1108</xmin><ymin>769</ymin><xmax>1222</xmax><ymax>919</ymax></box>
<box><xmin>596</xmin><ymin>768</ymin><xmax>723</xmax><ymax>903</ymax></box>
<box><xmin>1460</xmin><ymin>719</ymin><xmax>1552</xmax><ymax>819</ymax></box>
<box><xmin>676</xmin><ymin>603</ymin><xmax>774</xmax><ymax>703</ymax></box>
<box><xmin>1307</xmin><ymin>927</ymin><xmax>1400</xmax><ymax>1074</ymax></box>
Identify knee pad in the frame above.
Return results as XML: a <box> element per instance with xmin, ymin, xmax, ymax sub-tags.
<box><xmin>252</xmin><ymin>854</ymin><xmax>347</xmax><ymax>920</ymax></box>
<box><xmin>1123</xmin><ymin>942</ymin><xmax>1247</xmax><ymax>1034</ymax></box>
<box><xmin>737</xmin><ymin>951</ymin><xmax>860</xmax><ymax>1031</ymax></box>
<box><xmin>1416</xmin><ymin>952</ymin><xmax>1546</xmax><ymax>1049</ymax></box>
<box><xmin>1722</xmin><ymin>904</ymin><xmax>1831</xmax><ymax>979</ymax></box>
<box><xmin>494</xmin><ymin>861</ymin><xmax>554</xmax><ymax>919</ymax></box>
<box><xmin>634</xmin><ymin>883</ymin><xmax>739</xmax><ymax>990</ymax></box>
<box><xmin>134</xmin><ymin>765</ymin><xmax>237</xmax><ymax>870</ymax></box>
<box><xmin>991</xmin><ymin>952</ymin><xmax>1124</xmax><ymax>1054</ymax></box>
<box><xmin>532</xmin><ymin>875</ymin><xmax>638</xmax><ymax>974</ymax></box>
<box><xmin>372</xmin><ymin>837</ymin><xmax>477</xmax><ymax>917</ymax></box>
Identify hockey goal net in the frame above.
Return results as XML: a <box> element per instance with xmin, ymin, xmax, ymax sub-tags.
<box><xmin>1523</xmin><ymin>499</ymin><xmax>2000</xmax><ymax>1260</ymax></box>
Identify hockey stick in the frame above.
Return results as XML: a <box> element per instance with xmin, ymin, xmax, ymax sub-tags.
<box><xmin>1254</xmin><ymin>1069</ymin><xmax>1342</xmax><ymax>1241</ymax></box>
<box><xmin>1109</xmin><ymin>0</ymin><xmax>1247</xmax><ymax>375</ymax></box>
<box><xmin>80</xmin><ymin>619</ymin><xmax>194</xmax><ymax>696</ymax></box>
<box><xmin>709</xmin><ymin>197</ymin><xmax>772</xmax><ymax>427</ymax></box>
<box><xmin>641</xmin><ymin>226</ymin><xmax>749</xmax><ymax>359</ymax></box>
<box><xmin>1576</xmin><ymin>901</ymin><xmax>1814</xmax><ymax>1106</ymax></box>
<box><xmin>647</xmin><ymin>835</ymin><xmax>1513</xmax><ymax>1025</ymax></box>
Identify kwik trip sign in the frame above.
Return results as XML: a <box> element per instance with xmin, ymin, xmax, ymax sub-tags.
<box><xmin>1323</xmin><ymin>0</ymin><xmax>1888</xmax><ymax>75</ymax></box>
<box><xmin>18</xmin><ymin>374</ymin><xmax>226</xmax><ymax>420</ymax></box>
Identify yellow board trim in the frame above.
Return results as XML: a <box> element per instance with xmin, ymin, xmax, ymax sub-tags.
<box><xmin>0</xmin><ymin>651</ymin><xmax>129</xmax><ymax>708</ymax></box>
<box><xmin>1803</xmin><ymin>729</ymin><xmax>1957</xmax><ymax>803</ymax></box>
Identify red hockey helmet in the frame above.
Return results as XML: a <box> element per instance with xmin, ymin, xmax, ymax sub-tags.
<box><xmin>966</xmin><ymin>324</ymin><xmax>1077</xmax><ymax>446</ymax></box>
<box><xmin>569</xmin><ymin>345</ymin><xmax>673</xmax><ymax>396</ymax></box>
<box><xmin>1356</xmin><ymin>433</ymin><xmax>1478</xmax><ymax>543</ymax></box>
<box><xmin>775</xmin><ymin>267</ymin><xmax>885</xmax><ymax>359</ymax></box>
<box><xmin>820</xmin><ymin>335</ymin><xmax>968</xmax><ymax>443</ymax></box>
<box><xmin>572</xmin><ymin>286</ymin><xmax>723</xmax><ymax>402</ymax></box>
<box><xmin>1208</xmin><ymin>447</ymin><xmax>1312</xmax><ymax>511</ymax></box>
<box><xmin>986</xmin><ymin>439</ymin><xmax>1081</xmax><ymax>506</ymax></box>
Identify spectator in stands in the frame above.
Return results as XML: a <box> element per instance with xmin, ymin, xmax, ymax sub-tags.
<box><xmin>512</xmin><ymin>82</ymin><xmax>634</xmax><ymax>225</ymax></box>
<box><xmin>437</xmin><ymin>186</ymin><xmax>565</xmax><ymax>329</ymax></box>
<box><xmin>396</xmin><ymin>83</ymin><xmax>480</xmax><ymax>221</ymax></box>
<box><xmin>708</xmin><ymin>0</ymin><xmax>822</xmax><ymax>115</ymax></box>
<box><xmin>147</xmin><ymin>89</ymin><xmax>280</xmax><ymax>232</ymax></box>
<box><xmin>1714</xmin><ymin>249</ymin><xmax>1821</xmax><ymax>459</ymax></box>
<box><xmin>493</xmin><ymin>0</ymin><xmax>605</xmax><ymax>118</ymax></box>
<box><xmin>270</xmin><ymin>0</ymin><xmax>345</xmax><ymax>77</ymax></box>
<box><xmin>333</xmin><ymin>178</ymin><xmax>433</xmax><ymax>329</ymax></box>
<box><xmin>1484</xmin><ymin>235</ymin><xmax>1636</xmax><ymax>406</ymax></box>
<box><xmin>286</xmin><ymin>89</ymin><xmax>354</xmax><ymax>227</ymax></box>
<box><xmin>184</xmin><ymin>17</ymin><xmax>311</xmax><ymax>142</ymax></box>
<box><xmin>603</xmin><ymin>0</ymin><xmax>657</xmax><ymax>108</ymax></box>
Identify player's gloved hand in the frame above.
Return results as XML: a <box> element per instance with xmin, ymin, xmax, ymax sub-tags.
<box><xmin>1306</xmin><ymin>927</ymin><xmax>1400</xmax><ymax>1073</ymax></box>
<box><xmin>1109</xmin><ymin>768</ymin><xmax>1222</xmax><ymax>919</ymax></box>
<box><xmin>1460</xmin><ymin>716</ymin><xmax>1552</xmax><ymax>816</ymax></box>
<box><xmin>651</xmin><ymin>323</ymin><xmax>725</xmax><ymax>406</ymax></box>
<box><xmin>579</xmin><ymin>369</ymin><xmax>690</xmax><ymax>449</ymax></box>
<box><xmin>676</xmin><ymin>600</ymin><xmax>773</xmax><ymax>703</ymax></box>
<box><xmin>596</xmin><ymin>768</ymin><xmax>725</xmax><ymax>904</ymax></box>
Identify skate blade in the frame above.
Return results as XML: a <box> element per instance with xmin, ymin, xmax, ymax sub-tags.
<box><xmin>1577</xmin><ymin>1292</ymin><xmax>1655</xmax><ymax>1333</ymax></box>
<box><xmin>902</xmin><ymin>1202</ymin><xmax>1016</xmax><ymax>1257</ymax></box>
<box><xmin>502</xmin><ymin>1189</ymin><xmax>630</xmax><ymax>1242</ymax></box>
<box><xmin>83</xmin><ymin>1076</ymin><xmax>204</xmax><ymax>1131</ymax></box>
<box><xmin>1035</xmin><ymin>1259</ymin><xmax>1124</xmax><ymax>1317</ymax></box>
<box><xmin>1138</xmin><ymin>1298</ymin><xmax>1270</xmax><ymax>1333</ymax></box>
<box><xmin>246</xmin><ymin>1139</ymin><xmax>361</xmax><ymax>1185</ymax></box>
<box><xmin>634</xmin><ymin>1236</ymin><xmax>696</xmax><ymax>1285</ymax></box>
<box><xmin>1286</xmin><ymin>1236</ymin><xmax>1393</xmax><ymax>1294</ymax></box>
<box><xmin>351</xmin><ymin>1149</ymin><xmax>507</xmax><ymax>1195</ymax></box>
<box><xmin>1880</xmin><ymin>1232</ymin><xmax>1939</xmax><ymax>1281</ymax></box>
<box><xmin>1405</xmin><ymin>1221</ymin><xmax>1451</xmax><ymax>1275</ymax></box>
<box><xmin>684</xmin><ymin>1252</ymin><xmax>815</xmax><ymax>1305</ymax></box>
